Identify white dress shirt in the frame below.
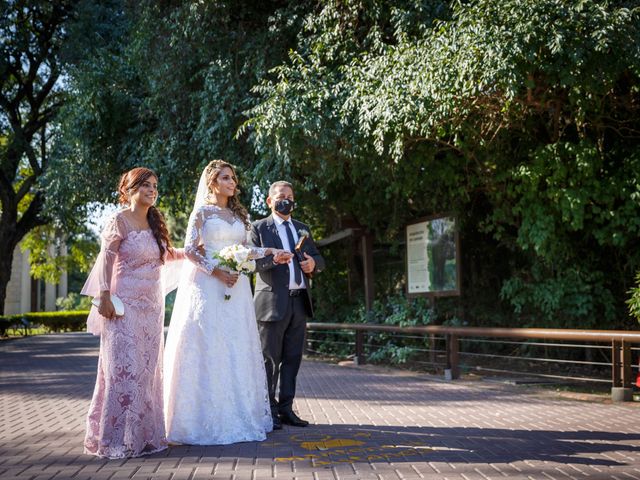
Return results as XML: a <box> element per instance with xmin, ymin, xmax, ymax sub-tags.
<box><xmin>272</xmin><ymin>213</ymin><xmax>307</xmax><ymax>290</ymax></box>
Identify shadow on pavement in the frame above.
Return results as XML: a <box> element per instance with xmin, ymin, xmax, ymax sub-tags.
<box><xmin>155</xmin><ymin>423</ymin><xmax>640</xmax><ymax>467</ymax></box>
<box><xmin>1</xmin><ymin>423</ymin><xmax>636</xmax><ymax>470</ymax></box>
<box><xmin>0</xmin><ymin>333</ymin><xmax>98</xmax><ymax>398</ymax></box>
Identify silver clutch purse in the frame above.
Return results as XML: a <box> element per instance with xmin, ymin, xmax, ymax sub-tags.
<box><xmin>91</xmin><ymin>295</ymin><xmax>125</xmax><ymax>317</ymax></box>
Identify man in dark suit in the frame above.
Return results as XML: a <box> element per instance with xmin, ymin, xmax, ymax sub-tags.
<box><xmin>251</xmin><ymin>180</ymin><xmax>325</xmax><ymax>429</ymax></box>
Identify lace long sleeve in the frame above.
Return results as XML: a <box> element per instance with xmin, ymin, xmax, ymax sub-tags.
<box><xmin>80</xmin><ymin>213</ymin><xmax>125</xmax><ymax>297</ymax></box>
<box><xmin>250</xmin><ymin>222</ymin><xmax>277</xmax><ymax>273</ymax></box>
<box><xmin>184</xmin><ymin>208</ymin><xmax>219</xmax><ymax>275</ymax></box>
<box><xmin>244</xmin><ymin>230</ymin><xmax>269</xmax><ymax>259</ymax></box>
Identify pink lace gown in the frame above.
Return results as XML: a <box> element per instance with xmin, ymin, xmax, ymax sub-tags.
<box><xmin>81</xmin><ymin>211</ymin><xmax>184</xmax><ymax>459</ymax></box>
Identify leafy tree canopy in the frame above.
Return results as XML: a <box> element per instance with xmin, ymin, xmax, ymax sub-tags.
<box><xmin>52</xmin><ymin>0</ymin><xmax>312</xmax><ymax>218</ymax></box>
<box><xmin>246</xmin><ymin>0</ymin><xmax>640</xmax><ymax>327</ymax></box>
<box><xmin>40</xmin><ymin>0</ymin><xmax>640</xmax><ymax>328</ymax></box>
<box><xmin>0</xmin><ymin>0</ymin><xmax>86</xmax><ymax>311</ymax></box>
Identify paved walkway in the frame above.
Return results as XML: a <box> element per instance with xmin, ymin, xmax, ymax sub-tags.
<box><xmin>0</xmin><ymin>333</ymin><xmax>639</xmax><ymax>480</ymax></box>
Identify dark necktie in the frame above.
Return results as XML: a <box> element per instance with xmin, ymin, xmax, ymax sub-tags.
<box><xmin>283</xmin><ymin>220</ymin><xmax>303</xmax><ymax>286</ymax></box>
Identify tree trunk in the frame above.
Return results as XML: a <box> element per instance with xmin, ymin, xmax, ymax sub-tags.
<box><xmin>0</xmin><ymin>192</ymin><xmax>46</xmax><ymax>315</ymax></box>
<box><xmin>0</xmin><ymin>235</ymin><xmax>19</xmax><ymax>316</ymax></box>
<box><xmin>0</xmin><ymin>2</ymin><xmax>76</xmax><ymax>314</ymax></box>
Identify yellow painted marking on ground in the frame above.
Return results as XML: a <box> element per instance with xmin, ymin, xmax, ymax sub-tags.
<box><xmin>300</xmin><ymin>438</ymin><xmax>365</xmax><ymax>451</ymax></box>
<box><xmin>289</xmin><ymin>433</ymin><xmax>332</xmax><ymax>442</ymax></box>
<box><xmin>273</xmin><ymin>434</ymin><xmax>432</xmax><ymax>464</ymax></box>
<box><xmin>274</xmin><ymin>448</ymin><xmax>427</xmax><ymax>463</ymax></box>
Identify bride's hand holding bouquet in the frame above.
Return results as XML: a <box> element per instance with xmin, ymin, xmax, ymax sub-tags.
<box><xmin>212</xmin><ymin>245</ymin><xmax>291</xmax><ymax>300</ymax></box>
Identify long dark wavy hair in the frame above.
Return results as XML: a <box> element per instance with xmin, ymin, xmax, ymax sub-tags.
<box><xmin>204</xmin><ymin>160</ymin><xmax>250</xmax><ymax>229</ymax></box>
<box><xmin>118</xmin><ymin>167</ymin><xmax>173</xmax><ymax>263</ymax></box>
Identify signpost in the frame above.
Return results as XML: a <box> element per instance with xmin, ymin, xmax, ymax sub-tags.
<box><xmin>406</xmin><ymin>215</ymin><xmax>461</xmax><ymax>298</ymax></box>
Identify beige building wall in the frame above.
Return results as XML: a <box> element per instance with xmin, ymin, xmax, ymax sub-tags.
<box><xmin>4</xmin><ymin>246</ymin><xmax>25</xmax><ymax>315</ymax></box>
<box><xmin>3</xmin><ymin>244</ymin><xmax>68</xmax><ymax>316</ymax></box>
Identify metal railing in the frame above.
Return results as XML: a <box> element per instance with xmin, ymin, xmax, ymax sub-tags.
<box><xmin>306</xmin><ymin>323</ymin><xmax>640</xmax><ymax>401</ymax></box>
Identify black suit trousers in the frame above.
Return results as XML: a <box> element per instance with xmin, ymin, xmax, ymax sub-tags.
<box><xmin>258</xmin><ymin>294</ymin><xmax>307</xmax><ymax>415</ymax></box>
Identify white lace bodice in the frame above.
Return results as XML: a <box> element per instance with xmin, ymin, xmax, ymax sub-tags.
<box><xmin>184</xmin><ymin>205</ymin><xmax>267</xmax><ymax>274</ymax></box>
<box><xmin>202</xmin><ymin>213</ymin><xmax>248</xmax><ymax>256</ymax></box>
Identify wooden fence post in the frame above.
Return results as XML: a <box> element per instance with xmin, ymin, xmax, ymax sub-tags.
<box><xmin>612</xmin><ymin>340</ymin><xmax>621</xmax><ymax>387</ymax></box>
<box><xmin>355</xmin><ymin>330</ymin><xmax>366</xmax><ymax>365</ymax></box>
<box><xmin>622</xmin><ymin>340</ymin><xmax>631</xmax><ymax>388</ymax></box>
<box><xmin>611</xmin><ymin>339</ymin><xmax>632</xmax><ymax>401</ymax></box>
<box><xmin>445</xmin><ymin>334</ymin><xmax>460</xmax><ymax>380</ymax></box>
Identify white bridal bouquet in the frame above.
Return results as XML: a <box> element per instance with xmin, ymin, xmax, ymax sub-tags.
<box><xmin>214</xmin><ymin>244</ymin><xmax>256</xmax><ymax>300</ymax></box>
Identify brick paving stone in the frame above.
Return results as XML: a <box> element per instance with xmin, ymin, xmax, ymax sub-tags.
<box><xmin>1</xmin><ymin>333</ymin><xmax>640</xmax><ymax>480</ymax></box>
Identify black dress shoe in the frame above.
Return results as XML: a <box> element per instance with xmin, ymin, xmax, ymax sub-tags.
<box><xmin>272</xmin><ymin>415</ymin><xmax>282</xmax><ymax>430</ymax></box>
<box><xmin>279</xmin><ymin>410</ymin><xmax>309</xmax><ymax>427</ymax></box>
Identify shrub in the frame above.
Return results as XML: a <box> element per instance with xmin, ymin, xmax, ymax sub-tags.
<box><xmin>627</xmin><ymin>271</ymin><xmax>640</xmax><ymax>324</ymax></box>
<box><xmin>310</xmin><ymin>294</ymin><xmax>438</xmax><ymax>364</ymax></box>
<box><xmin>0</xmin><ymin>317</ymin><xmax>12</xmax><ymax>336</ymax></box>
<box><xmin>0</xmin><ymin>311</ymin><xmax>89</xmax><ymax>334</ymax></box>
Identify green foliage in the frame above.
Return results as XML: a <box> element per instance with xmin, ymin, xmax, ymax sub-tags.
<box><xmin>0</xmin><ymin>311</ymin><xmax>89</xmax><ymax>334</ymax></box>
<box><xmin>55</xmin><ymin>0</ymin><xmax>312</xmax><ymax>218</ymax></box>
<box><xmin>626</xmin><ymin>271</ymin><xmax>640</xmax><ymax>323</ymax></box>
<box><xmin>247</xmin><ymin>0</ymin><xmax>640</xmax><ymax>328</ymax></box>
<box><xmin>363</xmin><ymin>295</ymin><xmax>436</xmax><ymax>364</ymax></box>
<box><xmin>364</xmin><ymin>295</ymin><xmax>434</xmax><ymax>327</ymax></box>
<box><xmin>19</xmin><ymin>225</ymin><xmax>98</xmax><ymax>283</ymax></box>
<box><xmin>245</xmin><ymin>0</ymin><xmax>456</xmax><ymax>237</ymax></box>
<box><xmin>36</xmin><ymin>0</ymin><xmax>640</xmax><ymax>331</ymax></box>
<box><xmin>500</xmin><ymin>266</ymin><xmax>616</xmax><ymax>327</ymax></box>
<box><xmin>311</xmin><ymin>293</ymin><xmax>435</xmax><ymax>363</ymax></box>
<box><xmin>56</xmin><ymin>292</ymin><xmax>93</xmax><ymax>311</ymax></box>
<box><xmin>317</xmin><ymin>293</ymin><xmax>434</xmax><ymax>327</ymax></box>
<box><xmin>491</xmin><ymin>141</ymin><xmax>640</xmax><ymax>326</ymax></box>
<box><xmin>0</xmin><ymin>0</ymin><xmax>83</xmax><ymax>311</ymax></box>
<box><xmin>368</xmin><ymin>344</ymin><xmax>416</xmax><ymax>365</ymax></box>
<box><xmin>0</xmin><ymin>317</ymin><xmax>11</xmax><ymax>336</ymax></box>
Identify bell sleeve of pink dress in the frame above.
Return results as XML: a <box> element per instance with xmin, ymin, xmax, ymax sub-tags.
<box><xmin>81</xmin><ymin>213</ymin><xmax>127</xmax><ymax>335</ymax></box>
<box><xmin>161</xmin><ymin>247</ymin><xmax>186</xmax><ymax>296</ymax></box>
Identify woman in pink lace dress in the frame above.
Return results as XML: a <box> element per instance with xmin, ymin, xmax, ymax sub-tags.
<box><xmin>81</xmin><ymin>167</ymin><xmax>184</xmax><ymax>459</ymax></box>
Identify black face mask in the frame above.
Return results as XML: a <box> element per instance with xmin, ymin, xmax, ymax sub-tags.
<box><xmin>274</xmin><ymin>198</ymin><xmax>295</xmax><ymax>216</ymax></box>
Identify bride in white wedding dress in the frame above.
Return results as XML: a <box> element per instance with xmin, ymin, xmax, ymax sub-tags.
<box><xmin>163</xmin><ymin>160</ymin><xmax>291</xmax><ymax>445</ymax></box>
